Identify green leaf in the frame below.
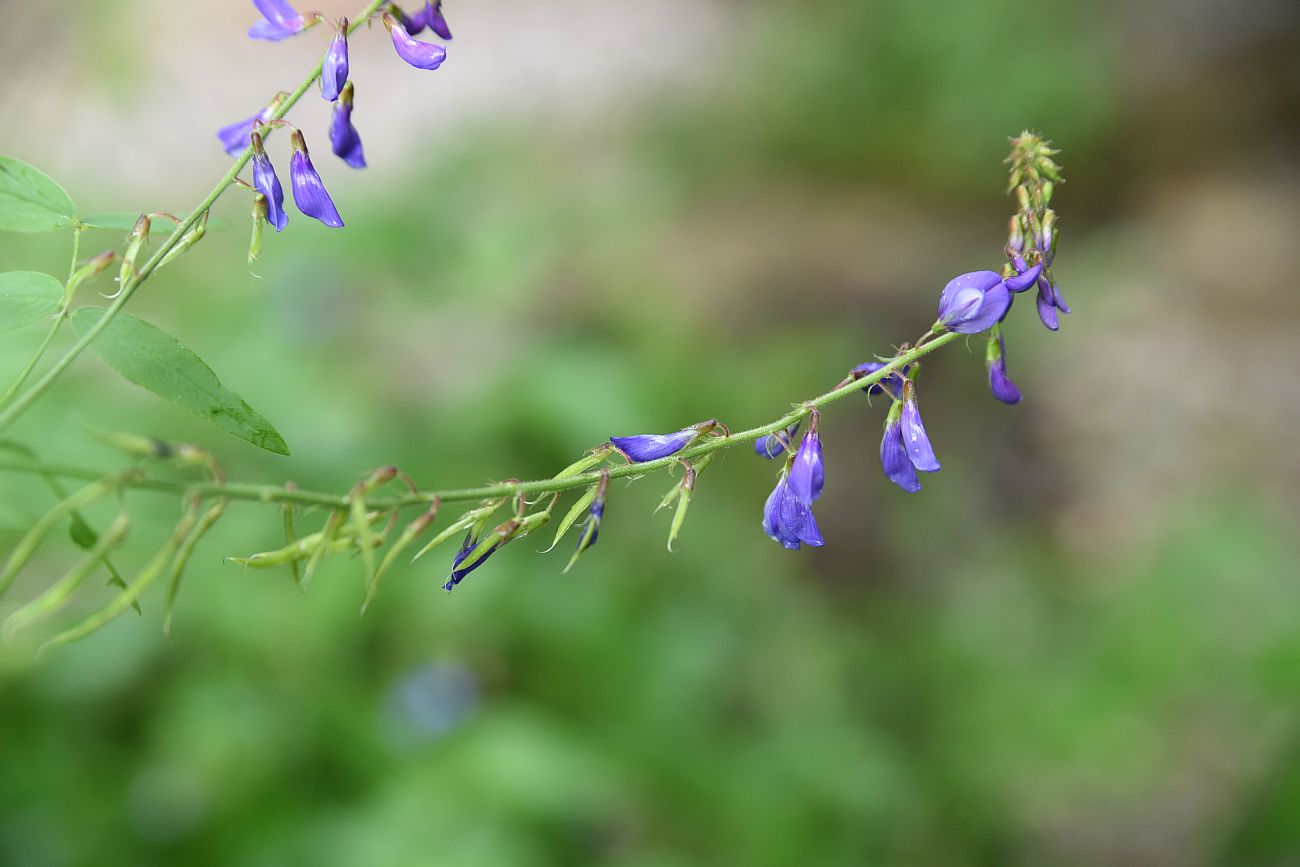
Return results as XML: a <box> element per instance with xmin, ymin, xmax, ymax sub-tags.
<box><xmin>0</xmin><ymin>271</ymin><xmax>62</xmax><ymax>333</ymax></box>
<box><xmin>81</xmin><ymin>212</ymin><xmax>232</xmax><ymax>235</ymax></box>
<box><xmin>70</xmin><ymin>308</ymin><xmax>290</xmax><ymax>455</ymax></box>
<box><xmin>0</xmin><ymin>157</ymin><xmax>75</xmax><ymax>233</ymax></box>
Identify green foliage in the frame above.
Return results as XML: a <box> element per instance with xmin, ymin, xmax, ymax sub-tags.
<box><xmin>69</xmin><ymin>309</ymin><xmax>290</xmax><ymax>456</ymax></box>
<box><xmin>0</xmin><ymin>157</ymin><xmax>75</xmax><ymax>233</ymax></box>
<box><xmin>0</xmin><ymin>271</ymin><xmax>62</xmax><ymax>333</ymax></box>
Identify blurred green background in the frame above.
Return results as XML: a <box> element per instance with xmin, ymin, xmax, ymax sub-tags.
<box><xmin>3</xmin><ymin>0</ymin><xmax>1300</xmax><ymax>864</ymax></box>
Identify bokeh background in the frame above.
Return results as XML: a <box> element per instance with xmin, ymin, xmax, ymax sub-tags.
<box><xmin>2</xmin><ymin>0</ymin><xmax>1300</xmax><ymax>864</ymax></box>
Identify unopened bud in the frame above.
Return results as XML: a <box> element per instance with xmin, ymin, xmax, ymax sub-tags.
<box><xmin>116</xmin><ymin>214</ymin><xmax>151</xmax><ymax>294</ymax></box>
<box><xmin>249</xmin><ymin>195</ymin><xmax>267</xmax><ymax>263</ymax></box>
<box><xmin>66</xmin><ymin>250</ymin><xmax>117</xmax><ymax>298</ymax></box>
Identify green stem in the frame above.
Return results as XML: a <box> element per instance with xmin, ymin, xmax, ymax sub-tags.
<box><xmin>0</xmin><ymin>332</ymin><xmax>962</xmax><ymax>510</ymax></box>
<box><xmin>0</xmin><ymin>227</ymin><xmax>83</xmax><ymax>409</ymax></box>
<box><xmin>0</xmin><ymin>0</ymin><xmax>389</xmax><ymax>436</ymax></box>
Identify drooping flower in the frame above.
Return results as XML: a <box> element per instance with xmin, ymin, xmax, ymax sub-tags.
<box><xmin>761</xmin><ymin>472</ymin><xmax>823</xmax><ymax>550</ymax></box>
<box><xmin>216</xmin><ymin>95</ymin><xmax>284</xmax><ymax>156</ymax></box>
<box><xmin>935</xmin><ymin>271</ymin><xmax>1012</xmax><ymax>334</ymax></box>
<box><xmin>1035</xmin><ymin>272</ymin><xmax>1071</xmax><ymax>331</ymax></box>
<box><xmin>288</xmin><ymin>130</ymin><xmax>344</xmax><ymax>227</ymax></box>
<box><xmin>329</xmin><ymin>82</ymin><xmax>366</xmax><ymax>169</ymax></box>
<box><xmin>383</xmin><ymin>13</ymin><xmax>448</xmax><ymax>70</ymax></box>
<box><xmin>250</xmin><ymin>130</ymin><xmax>287</xmax><ymax>232</ymax></box>
<box><xmin>899</xmin><ymin>380</ymin><xmax>940</xmax><ymax>474</ymax></box>
<box><xmin>320</xmin><ymin>19</ymin><xmax>350</xmax><ymax>101</ymax></box>
<box><xmin>986</xmin><ymin>327</ymin><xmax>1021</xmax><ymax>404</ymax></box>
<box><xmin>879</xmin><ymin>382</ymin><xmax>939</xmax><ymax>493</ymax></box>
<box><xmin>423</xmin><ymin>0</ymin><xmax>453</xmax><ymax>40</ymax></box>
<box><xmin>249</xmin><ymin>0</ymin><xmax>309</xmax><ymax>41</ymax></box>
<box><xmin>754</xmin><ymin>422</ymin><xmax>799</xmax><ymax>459</ymax></box>
<box><xmin>611</xmin><ymin>420</ymin><xmax>717</xmax><ymax>463</ymax></box>
<box><xmin>787</xmin><ymin>418</ymin><xmax>825</xmax><ymax>504</ymax></box>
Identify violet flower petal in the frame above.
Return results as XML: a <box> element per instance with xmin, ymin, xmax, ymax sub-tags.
<box><xmin>936</xmin><ymin>271</ymin><xmax>1011</xmax><ymax>334</ymax></box>
<box><xmin>252</xmin><ymin>152</ymin><xmax>288</xmax><ymax>232</ymax></box>
<box><xmin>329</xmin><ymin>99</ymin><xmax>366</xmax><ymax>169</ymax></box>
<box><xmin>426</xmin><ymin>0</ymin><xmax>453</xmax><ymax>40</ymax></box>
<box><xmin>389</xmin><ymin>18</ymin><xmax>447</xmax><ymax>69</ymax></box>
<box><xmin>853</xmin><ymin>361</ymin><xmax>907</xmax><ymax>398</ymax></box>
<box><xmin>900</xmin><ymin>395</ymin><xmax>940</xmax><ymax>473</ymax></box>
<box><xmin>880</xmin><ymin>421</ymin><xmax>921</xmax><ymax>493</ymax></box>
<box><xmin>290</xmin><ymin>150</ymin><xmax>344</xmax><ymax>227</ymax></box>
<box><xmin>1036</xmin><ymin>278</ymin><xmax>1060</xmax><ymax>331</ymax></box>
<box><xmin>989</xmin><ymin>357</ymin><xmax>1022</xmax><ymax>404</ymax></box>
<box><xmin>787</xmin><ymin>431</ymin><xmax>825</xmax><ymax>503</ymax></box>
<box><xmin>320</xmin><ymin>29</ymin><xmax>349</xmax><ymax>101</ymax></box>
<box><xmin>1003</xmin><ymin>260</ymin><xmax>1043</xmax><ymax>293</ymax></box>
<box><xmin>610</xmin><ymin>428</ymin><xmax>696</xmax><ymax>463</ymax></box>
<box><xmin>217</xmin><ymin>111</ymin><xmax>268</xmax><ymax>156</ymax></box>
<box><xmin>754</xmin><ymin>423</ymin><xmax>799</xmax><ymax>459</ymax></box>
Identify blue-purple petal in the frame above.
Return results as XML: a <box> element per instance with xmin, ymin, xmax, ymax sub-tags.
<box><xmin>1036</xmin><ymin>280</ymin><xmax>1060</xmax><ymax>331</ymax></box>
<box><xmin>289</xmin><ymin>150</ymin><xmax>344</xmax><ymax>228</ymax></box>
<box><xmin>936</xmin><ymin>271</ymin><xmax>1011</xmax><ymax>334</ymax></box>
<box><xmin>754</xmin><ymin>423</ymin><xmax>799</xmax><ymax>459</ymax></box>
<box><xmin>321</xmin><ymin>31</ymin><xmax>349</xmax><ymax>101</ymax></box>
<box><xmin>787</xmin><ymin>431</ymin><xmax>824</xmax><ymax>503</ymax></box>
<box><xmin>610</xmin><ymin>428</ymin><xmax>696</xmax><ymax>463</ymax></box>
<box><xmin>989</xmin><ymin>357</ymin><xmax>1022</xmax><ymax>404</ymax></box>
<box><xmin>853</xmin><ymin>361</ymin><xmax>907</xmax><ymax>397</ymax></box>
<box><xmin>252</xmin><ymin>152</ymin><xmax>288</xmax><ymax>232</ymax></box>
<box><xmin>217</xmin><ymin>113</ymin><xmax>261</xmax><ymax>156</ymax></box>
<box><xmin>1003</xmin><ymin>260</ymin><xmax>1043</xmax><ymax>293</ymax></box>
<box><xmin>880</xmin><ymin>421</ymin><xmax>921</xmax><ymax>493</ymax></box>
<box><xmin>426</xmin><ymin>1</ymin><xmax>453</xmax><ymax>39</ymax></box>
<box><xmin>329</xmin><ymin>101</ymin><xmax>366</xmax><ymax>169</ymax></box>
<box><xmin>900</xmin><ymin>397</ymin><xmax>940</xmax><ymax>473</ymax></box>
<box><xmin>389</xmin><ymin>19</ymin><xmax>447</xmax><ymax>69</ymax></box>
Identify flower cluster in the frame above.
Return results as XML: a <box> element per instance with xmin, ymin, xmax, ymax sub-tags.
<box><xmin>220</xmin><ymin>0</ymin><xmax>453</xmax><ymax>241</ymax></box>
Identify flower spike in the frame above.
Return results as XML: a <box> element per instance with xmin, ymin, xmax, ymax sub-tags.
<box><xmin>329</xmin><ymin>82</ymin><xmax>366</xmax><ymax>169</ymax></box>
<box><xmin>289</xmin><ymin>130</ymin><xmax>344</xmax><ymax>227</ymax></box>
<box><xmin>248</xmin><ymin>0</ymin><xmax>310</xmax><ymax>41</ymax></box>
<box><xmin>320</xmin><ymin>18</ymin><xmax>350</xmax><ymax>101</ymax></box>
<box><xmin>383</xmin><ymin>12</ymin><xmax>448</xmax><ymax>70</ymax></box>
<box><xmin>250</xmin><ymin>129</ymin><xmax>288</xmax><ymax>232</ymax></box>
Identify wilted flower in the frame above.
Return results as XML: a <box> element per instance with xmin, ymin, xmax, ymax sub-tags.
<box><xmin>320</xmin><ymin>19</ymin><xmax>350</xmax><ymax>101</ymax></box>
<box><xmin>250</xmin><ymin>130</ymin><xmax>287</xmax><ymax>232</ymax></box>
<box><xmin>852</xmin><ymin>361</ymin><xmax>909</xmax><ymax>398</ymax></box>
<box><xmin>289</xmin><ymin>130</ymin><xmax>344</xmax><ymax>227</ymax></box>
<box><xmin>383</xmin><ymin>13</ymin><xmax>447</xmax><ymax>70</ymax></box>
<box><xmin>444</xmin><ymin>529</ymin><xmax>497</xmax><ymax>591</ymax></box>
<box><xmin>216</xmin><ymin>95</ymin><xmax>285</xmax><ymax>156</ymax></box>
<box><xmin>986</xmin><ymin>328</ymin><xmax>1021</xmax><ymax>404</ymax></box>
<box><xmin>880</xmin><ymin>381</ymin><xmax>939</xmax><ymax>492</ymax></box>
<box><xmin>754</xmin><ymin>422</ymin><xmax>799</xmax><ymax>459</ymax></box>
<box><xmin>611</xmin><ymin>420</ymin><xmax>717</xmax><ymax>463</ymax></box>
<box><xmin>329</xmin><ymin>82</ymin><xmax>366</xmax><ymax>169</ymax></box>
<box><xmin>249</xmin><ymin>0</ymin><xmax>310</xmax><ymax>41</ymax></box>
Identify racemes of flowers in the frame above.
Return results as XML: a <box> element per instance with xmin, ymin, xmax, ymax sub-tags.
<box><xmin>0</xmin><ymin>0</ymin><xmax>1069</xmax><ymax>651</ymax></box>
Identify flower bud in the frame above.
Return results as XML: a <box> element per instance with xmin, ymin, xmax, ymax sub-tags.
<box><xmin>66</xmin><ymin>250</ymin><xmax>117</xmax><ymax>298</ymax></box>
<box><xmin>249</xmin><ymin>194</ymin><xmax>268</xmax><ymax>263</ymax></box>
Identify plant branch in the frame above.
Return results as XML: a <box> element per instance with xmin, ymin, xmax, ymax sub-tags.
<box><xmin>0</xmin><ymin>331</ymin><xmax>962</xmax><ymax>510</ymax></box>
<box><xmin>0</xmin><ymin>0</ymin><xmax>390</xmax><ymax>435</ymax></box>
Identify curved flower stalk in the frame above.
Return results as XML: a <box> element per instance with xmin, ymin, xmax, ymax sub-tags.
<box><xmin>0</xmin><ymin>0</ymin><xmax>1072</xmax><ymax>650</ymax></box>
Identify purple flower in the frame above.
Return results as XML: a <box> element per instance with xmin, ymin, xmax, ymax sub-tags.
<box><xmin>444</xmin><ymin>531</ymin><xmax>495</xmax><ymax>591</ymax></box>
<box><xmin>879</xmin><ymin>384</ymin><xmax>939</xmax><ymax>492</ymax></box>
<box><xmin>935</xmin><ymin>271</ymin><xmax>1012</xmax><ymax>334</ymax></box>
<box><xmin>1035</xmin><ymin>273</ymin><xmax>1071</xmax><ymax>331</ymax></box>
<box><xmin>289</xmin><ymin>130</ymin><xmax>344</xmax><ymax>227</ymax></box>
<box><xmin>330</xmin><ymin>82</ymin><xmax>366</xmax><ymax>169</ymax></box>
<box><xmin>852</xmin><ymin>361</ymin><xmax>909</xmax><ymax>398</ymax></box>
<box><xmin>249</xmin><ymin>0</ymin><xmax>309</xmax><ymax>41</ymax></box>
<box><xmin>987</xmin><ymin>331</ymin><xmax>1022</xmax><ymax>405</ymax></box>
<box><xmin>250</xmin><ymin>130</ymin><xmax>287</xmax><ymax>232</ymax></box>
<box><xmin>216</xmin><ymin>96</ymin><xmax>284</xmax><ymax>156</ymax></box>
<box><xmin>761</xmin><ymin>473</ymin><xmax>823</xmax><ymax>550</ymax></box>
<box><xmin>424</xmin><ymin>0</ymin><xmax>453</xmax><ymax>40</ymax></box>
<box><xmin>611</xmin><ymin>420</ymin><xmax>716</xmax><ymax>463</ymax></box>
<box><xmin>787</xmin><ymin>423</ymin><xmax>825</xmax><ymax>503</ymax></box>
<box><xmin>1004</xmin><ymin>259</ymin><xmax>1043</xmax><ymax>293</ymax></box>
<box><xmin>384</xmin><ymin>13</ymin><xmax>447</xmax><ymax>70</ymax></box>
<box><xmin>754</xmin><ymin>423</ymin><xmax>799</xmax><ymax>459</ymax></box>
<box><xmin>320</xmin><ymin>20</ymin><xmax>350</xmax><ymax>101</ymax></box>
<box><xmin>611</xmin><ymin>428</ymin><xmax>697</xmax><ymax>463</ymax></box>
<box><xmin>899</xmin><ymin>381</ymin><xmax>940</xmax><ymax>473</ymax></box>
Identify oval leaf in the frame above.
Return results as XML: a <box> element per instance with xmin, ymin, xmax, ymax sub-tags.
<box><xmin>0</xmin><ymin>271</ymin><xmax>62</xmax><ymax>333</ymax></box>
<box><xmin>0</xmin><ymin>157</ymin><xmax>75</xmax><ymax>233</ymax></box>
<box><xmin>70</xmin><ymin>308</ymin><xmax>290</xmax><ymax>455</ymax></box>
